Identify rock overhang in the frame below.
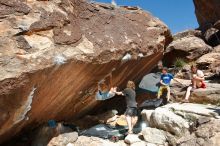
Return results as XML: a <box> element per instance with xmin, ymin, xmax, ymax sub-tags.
<box><xmin>0</xmin><ymin>0</ymin><xmax>172</xmax><ymax>143</ymax></box>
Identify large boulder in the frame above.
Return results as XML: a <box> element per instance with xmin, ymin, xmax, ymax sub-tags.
<box><xmin>124</xmin><ymin>134</ymin><xmax>142</xmax><ymax>145</ymax></box>
<box><xmin>173</xmin><ymin>29</ymin><xmax>202</xmax><ymax>41</ymax></box>
<box><xmin>142</xmin><ymin>127</ymin><xmax>167</xmax><ymax>145</ymax></box>
<box><xmin>213</xmin><ymin>45</ymin><xmax>220</xmax><ymax>53</ymax></box>
<box><xmin>72</xmin><ymin>136</ymin><xmax>120</xmax><ymax>146</ymax></box>
<box><xmin>31</xmin><ymin>123</ymin><xmax>73</xmax><ymax>146</ymax></box>
<box><xmin>193</xmin><ymin>0</ymin><xmax>220</xmax><ymax>47</ymax></box>
<box><xmin>203</xmin><ymin>27</ymin><xmax>220</xmax><ymax>47</ymax></box>
<box><xmin>47</xmin><ymin>132</ymin><xmax>78</xmax><ymax>146</ymax></box>
<box><xmin>163</xmin><ymin>103</ymin><xmax>220</xmax><ymax>118</ymax></box>
<box><xmin>171</xmin><ymin>79</ymin><xmax>220</xmax><ymax>104</ymax></box>
<box><xmin>193</xmin><ymin>0</ymin><xmax>220</xmax><ymax>30</ymax></box>
<box><xmin>177</xmin><ymin>119</ymin><xmax>220</xmax><ymax>146</ymax></box>
<box><xmin>164</xmin><ymin>36</ymin><xmax>212</xmax><ymax>66</ymax></box>
<box><xmin>0</xmin><ymin>0</ymin><xmax>171</xmax><ymax>143</ymax></box>
<box><xmin>141</xmin><ymin>103</ymin><xmax>220</xmax><ymax>146</ymax></box>
<box><xmin>149</xmin><ymin>107</ymin><xmax>189</xmax><ymax>136</ymax></box>
<box><xmin>196</xmin><ymin>53</ymin><xmax>220</xmax><ymax>75</ymax></box>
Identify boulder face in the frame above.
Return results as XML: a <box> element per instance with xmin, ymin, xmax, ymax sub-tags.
<box><xmin>193</xmin><ymin>0</ymin><xmax>220</xmax><ymax>30</ymax></box>
<box><xmin>164</xmin><ymin>36</ymin><xmax>212</xmax><ymax>66</ymax></box>
<box><xmin>0</xmin><ymin>0</ymin><xmax>171</xmax><ymax>143</ymax></box>
<box><xmin>171</xmin><ymin>79</ymin><xmax>220</xmax><ymax>104</ymax></box>
<box><xmin>193</xmin><ymin>0</ymin><xmax>220</xmax><ymax>47</ymax></box>
<box><xmin>196</xmin><ymin>53</ymin><xmax>220</xmax><ymax>72</ymax></box>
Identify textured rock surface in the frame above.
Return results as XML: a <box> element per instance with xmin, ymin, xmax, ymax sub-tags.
<box><xmin>149</xmin><ymin>107</ymin><xmax>189</xmax><ymax>136</ymax></box>
<box><xmin>71</xmin><ymin>136</ymin><xmax>121</xmax><ymax>146</ymax></box>
<box><xmin>164</xmin><ymin>36</ymin><xmax>212</xmax><ymax>66</ymax></box>
<box><xmin>196</xmin><ymin>53</ymin><xmax>220</xmax><ymax>75</ymax></box>
<box><xmin>204</xmin><ymin>27</ymin><xmax>220</xmax><ymax>47</ymax></box>
<box><xmin>213</xmin><ymin>45</ymin><xmax>220</xmax><ymax>53</ymax></box>
<box><xmin>124</xmin><ymin>134</ymin><xmax>142</xmax><ymax>144</ymax></box>
<box><xmin>141</xmin><ymin>103</ymin><xmax>220</xmax><ymax>146</ymax></box>
<box><xmin>142</xmin><ymin>127</ymin><xmax>167</xmax><ymax>145</ymax></box>
<box><xmin>177</xmin><ymin>119</ymin><xmax>220</xmax><ymax>146</ymax></box>
<box><xmin>166</xmin><ymin>36</ymin><xmax>212</xmax><ymax>61</ymax></box>
<box><xmin>193</xmin><ymin>0</ymin><xmax>220</xmax><ymax>30</ymax></box>
<box><xmin>163</xmin><ymin>103</ymin><xmax>220</xmax><ymax>118</ymax></box>
<box><xmin>171</xmin><ymin>79</ymin><xmax>220</xmax><ymax>104</ymax></box>
<box><xmin>0</xmin><ymin>0</ymin><xmax>171</xmax><ymax>143</ymax></box>
<box><xmin>173</xmin><ymin>29</ymin><xmax>202</xmax><ymax>41</ymax></box>
<box><xmin>193</xmin><ymin>0</ymin><xmax>220</xmax><ymax>47</ymax></box>
<box><xmin>47</xmin><ymin>132</ymin><xmax>78</xmax><ymax>146</ymax></box>
<box><xmin>31</xmin><ymin>123</ymin><xmax>73</xmax><ymax>146</ymax></box>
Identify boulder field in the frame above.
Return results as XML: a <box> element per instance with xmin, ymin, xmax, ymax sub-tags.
<box><xmin>1</xmin><ymin>0</ymin><xmax>220</xmax><ymax>145</ymax></box>
<box><xmin>0</xmin><ymin>0</ymin><xmax>171</xmax><ymax>143</ymax></box>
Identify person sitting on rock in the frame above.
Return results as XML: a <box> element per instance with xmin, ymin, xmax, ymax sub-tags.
<box><xmin>184</xmin><ymin>65</ymin><xmax>206</xmax><ymax>102</ymax></box>
<box><xmin>114</xmin><ymin>81</ymin><xmax>138</xmax><ymax>134</ymax></box>
<box><xmin>157</xmin><ymin>67</ymin><xmax>173</xmax><ymax>102</ymax></box>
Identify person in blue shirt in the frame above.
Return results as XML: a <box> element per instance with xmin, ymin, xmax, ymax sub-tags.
<box><xmin>157</xmin><ymin>67</ymin><xmax>173</xmax><ymax>101</ymax></box>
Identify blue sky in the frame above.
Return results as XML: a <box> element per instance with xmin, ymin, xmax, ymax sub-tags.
<box><xmin>94</xmin><ymin>0</ymin><xmax>198</xmax><ymax>34</ymax></box>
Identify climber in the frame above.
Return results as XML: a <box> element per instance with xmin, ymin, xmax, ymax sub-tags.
<box><xmin>96</xmin><ymin>81</ymin><xmax>116</xmax><ymax>100</ymax></box>
<box><xmin>183</xmin><ymin>65</ymin><xmax>206</xmax><ymax>102</ymax></box>
<box><xmin>157</xmin><ymin>67</ymin><xmax>173</xmax><ymax>102</ymax></box>
<box><xmin>114</xmin><ymin>81</ymin><xmax>138</xmax><ymax>134</ymax></box>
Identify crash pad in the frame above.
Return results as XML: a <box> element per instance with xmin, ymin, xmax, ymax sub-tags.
<box><xmin>116</xmin><ymin>115</ymin><xmax>127</xmax><ymax>126</ymax></box>
<box><xmin>81</xmin><ymin>124</ymin><xmax>127</xmax><ymax>140</ymax></box>
<box><xmin>139</xmin><ymin>73</ymin><xmax>161</xmax><ymax>93</ymax></box>
<box><xmin>139</xmin><ymin>98</ymin><xmax>164</xmax><ymax>109</ymax></box>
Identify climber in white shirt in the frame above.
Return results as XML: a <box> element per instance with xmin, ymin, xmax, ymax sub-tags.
<box><xmin>184</xmin><ymin>65</ymin><xmax>206</xmax><ymax>102</ymax></box>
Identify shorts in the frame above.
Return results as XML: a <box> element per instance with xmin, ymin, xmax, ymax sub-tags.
<box><xmin>200</xmin><ymin>82</ymin><xmax>206</xmax><ymax>88</ymax></box>
<box><xmin>125</xmin><ymin>107</ymin><xmax>138</xmax><ymax>117</ymax></box>
<box><xmin>157</xmin><ymin>86</ymin><xmax>170</xmax><ymax>97</ymax></box>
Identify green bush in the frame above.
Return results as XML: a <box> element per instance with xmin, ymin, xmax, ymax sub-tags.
<box><xmin>174</xmin><ymin>58</ymin><xmax>186</xmax><ymax>69</ymax></box>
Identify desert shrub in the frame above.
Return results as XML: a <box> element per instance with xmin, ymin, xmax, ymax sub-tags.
<box><xmin>174</xmin><ymin>58</ymin><xmax>186</xmax><ymax>69</ymax></box>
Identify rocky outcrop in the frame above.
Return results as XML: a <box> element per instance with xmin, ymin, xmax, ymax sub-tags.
<box><xmin>142</xmin><ymin>127</ymin><xmax>167</xmax><ymax>145</ymax></box>
<box><xmin>64</xmin><ymin>136</ymin><xmax>120</xmax><ymax>146</ymax></box>
<box><xmin>196</xmin><ymin>53</ymin><xmax>220</xmax><ymax>75</ymax></box>
<box><xmin>141</xmin><ymin>103</ymin><xmax>220</xmax><ymax>146</ymax></box>
<box><xmin>213</xmin><ymin>45</ymin><xmax>220</xmax><ymax>53</ymax></box>
<box><xmin>47</xmin><ymin>132</ymin><xmax>78</xmax><ymax>146</ymax></box>
<box><xmin>0</xmin><ymin>0</ymin><xmax>171</xmax><ymax>143</ymax></box>
<box><xmin>193</xmin><ymin>0</ymin><xmax>220</xmax><ymax>30</ymax></box>
<box><xmin>193</xmin><ymin>0</ymin><xmax>220</xmax><ymax>47</ymax></box>
<box><xmin>171</xmin><ymin>79</ymin><xmax>220</xmax><ymax>104</ymax></box>
<box><xmin>166</xmin><ymin>36</ymin><xmax>212</xmax><ymax>61</ymax></box>
<box><xmin>149</xmin><ymin>107</ymin><xmax>189</xmax><ymax>136</ymax></box>
<box><xmin>172</xmin><ymin>29</ymin><xmax>202</xmax><ymax>41</ymax></box>
<box><xmin>163</xmin><ymin>103</ymin><xmax>220</xmax><ymax>118</ymax></box>
<box><xmin>42</xmin><ymin>103</ymin><xmax>220</xmax><ymax>146</ymax></box>
<box><xmin>177</xmin><ymin>119</ymin><xmax>220</xmax><ymax>146</ymax></box>
<box><xmin>164</xmin><ymin>36</ymin><xmax>212</xmax><ymax>66</ymax></box>
<box><xmin>124</xmin><ymin>134</ymin><xmax>142</xmax><ymax>145</ymax></box>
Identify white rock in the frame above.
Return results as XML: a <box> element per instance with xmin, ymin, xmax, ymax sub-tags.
<box><xmin>66</xmin><ymin>143</ymin><xmax>74</xmax><ymax>146</ymax></box>
<box><xmin>141</xmin><ymin>110</ymin><xmax>154</xmax><ymax>123</ymax></box>
<box><xmin>130</xmin><ymin>141</ymin><xmax>147</xmax><ymax>146</ymax></box>
<box><xmin>142</xmin><ymin>127</ymin><xmax>167</xmax><ymax>145</ymax></box>
<box><xmin>122</xmin><ymin>53</ymin><xmax>132</xmax><ymax>61</ymax></box>
<box><xmin>124</xmin><ymin>134</ymin><xmax>142</xmax><ymax>144</ymax></box>
<box><xmin>150</xmin><ymin>107</ymin><xmax>189</xmax><ymax>136</ymax></box>
<box><xmin>146</xmin><ymin>143</ymin><xmax>157</xmax><ymax>146</ymax></box>
<box><xmin>164</xmin><ymin>103</ymin><xmax>220</xmax><ymax>117</ymax></box>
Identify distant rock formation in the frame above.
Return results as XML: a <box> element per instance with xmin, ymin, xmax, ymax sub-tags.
<box><xmin>193</xmin><ymin>0</ymin><xmax>220</xmax><ymax>30</ymax></box>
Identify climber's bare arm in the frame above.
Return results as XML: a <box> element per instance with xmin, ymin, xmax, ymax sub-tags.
<box><xmin>160</xmin><ymin>80</ymin><xmax>167</xmax><ymax>86</ymax></box>
<box><xmin>193</xmin><ymin>76</ymin><xmax>204</xmax><ymax>81</ymax></box>
<box><xmin>115</xmin><ymin>91</ymin><xmax>124</xmax><ymax>96</ymax></box>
